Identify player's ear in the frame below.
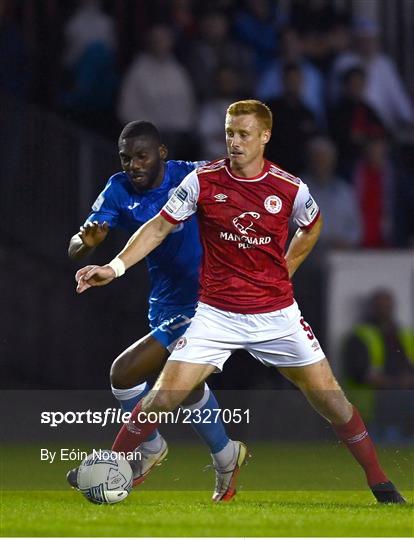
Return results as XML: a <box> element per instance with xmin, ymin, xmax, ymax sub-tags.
<box><xmin>261</xmin><ymin>129</ymin><xmax>271</xmax><ymax>145</ymax></box>
<box><xmin>159</xmin><ymin>144</ymin><xmax>168</xmax><ymax>160</ymax></box>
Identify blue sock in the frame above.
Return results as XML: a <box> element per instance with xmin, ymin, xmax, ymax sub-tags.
<box><xmin>182</xmin><ymin>384</ymin><xmax>230</xmax><ymax>454</ymax></box>
<box><xmin>111</xmin><ymin>382</ymin><xmax>159</xmax><ymax>441</ymax></box>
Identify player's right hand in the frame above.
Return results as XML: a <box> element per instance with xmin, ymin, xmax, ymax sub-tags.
<box><xmin>79</xmin><ymin>221</ymin><xmax>109</xmax><ymax>248</ymax></box>
<box><xmin>75</xmin><ymin>265</ymin><xmax>116</xmax><ymax>293</ymax></box>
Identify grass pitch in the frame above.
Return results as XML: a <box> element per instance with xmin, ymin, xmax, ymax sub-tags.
<box><xmin>1</xmin><ymin>443</ymin><xmax>413</xmax><ymax>537</ymax></box>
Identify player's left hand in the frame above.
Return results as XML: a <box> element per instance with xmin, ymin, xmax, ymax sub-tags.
<box><xmin>75</xmin><ymin>265</ymin><xmax>116</xmax><ymax>293</ymax></box>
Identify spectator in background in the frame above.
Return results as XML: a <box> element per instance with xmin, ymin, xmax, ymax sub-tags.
<box><xmin>352</xmin><ymin>137</ymin><xmax>395</xmax><ymax>248</ymax></box>
<box><xmin>327</xmin><ymin>21</ymin><xmax>352</xmax><ymax>60</ymax></box>
<box><xmin>329</xmin><ymin>66</ymin><xmax>386</xmax><ymax>176</ymax></box>
<box><xmin>0</xmin><ymin>0</ymin><xmax>30</xmax><ymax>189</ymax></box>
<box><xmin>393</xmin><ymin>143</ymin><xmax>414</xmax><ymax>247</ymax></box>
<box><xmin>168</xmin><ymin>0</ymin><xmax>197</xmax><ymax>59</ymax></box>
<box><xmin>301</xmin><ymin>21</ymin><xmax>351</xmax><ymax>77</ymax></box>
<box><xmin>293</xmin><ymin>135</ymin><xmax>360</xmax><ymax>343</ymax></box>
<box><xmin>289</xmin><ymin>0</ymin><xmax>350</xmax><ymax>36</ymax></box>
<box><xmin>342</xmin><ymin>289</ymin><xmax>414</xmax><ymax>438</ymax></box>
<box><xmin>170</xmin><ymin>0</ymin><xmax>197</xmax><ymax>40</ymax></box>
<box><xmin>118</xmin><ymin>24</ymin><xmax>197</xmax><ymax>158</ymax></box>
<box><xmin>233</xmin><ymin>0</ymin><xmax>277</xmax><ymax>75</ymax></box>
<box><xmin>60</xmin><ymin>0</ymin><xmax>119</xmax><ymax>135</ymax></box>
<box><xmin>198</xmin><ymin>65</ymin><xmax>242</xmax><ymax>160</ymax></box>
<box><xmin>266</xmin><ymin>62</ymin><xmax>317</xmax><ymax>174</ymax></box>
<box><xmin>291</xmin><ymin>1</ymin><xmax>350</xmax><ymax>76</ymax></box>
<box><xmin>256</xmin><ymin>27</ymin><xmax>325</xmax><ymax>127</ymax></box>
<box><xmin>330</xmin><ymin>19</ymin><xmax>414</xmax><ymax>135</ymax></box>
<box><xmin>303</xmin><ymin>137</ymin><xmax>361</xmax><ymax>250</ymax></box>
<box><xmin>186</xmin><ymin>10</ymin><xmax>253</xmax><ymax>101</ymax></box>
<box><xmin>0</xmin><ymin>0</ymin><xmax>30</xmax><ymax>98</ymax></box>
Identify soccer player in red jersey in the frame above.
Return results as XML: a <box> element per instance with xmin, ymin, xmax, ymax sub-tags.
<box><xmin>76</xmin><ymin>100</ymin><xmax>405</xmax><ymax>504</ymax></box>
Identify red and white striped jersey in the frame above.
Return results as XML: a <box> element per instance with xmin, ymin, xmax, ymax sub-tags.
<box><xmin>160</xmin><ymin>158</ymin><xmax>320</xmax><ymax>314</ymax></box>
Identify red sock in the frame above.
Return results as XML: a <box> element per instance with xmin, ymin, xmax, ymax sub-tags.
<box><xmin>332</xmin><ymin>406</ymin><xmax>388</xmax><ymax>487</ymax></box>
<box><xmin>112</xmin><ymin>401</ymin><xmax>159</xmax><ymax>454</ymax></box>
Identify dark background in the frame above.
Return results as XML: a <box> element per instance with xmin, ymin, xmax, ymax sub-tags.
<box><xmin>1</xmin><ymin>0</ymin><xmax>413</xmax><ymax>392</ymax></box>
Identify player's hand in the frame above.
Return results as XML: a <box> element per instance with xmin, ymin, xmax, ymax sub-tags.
<box><xmin>75</xmin><ymin>265</ymin><xmax>116</xmax><ymax>293</ymax></box>
<box><xmin>79</xmin><ymin>221</ymin><xmax>109</xmax><ymax>248</ymax></box>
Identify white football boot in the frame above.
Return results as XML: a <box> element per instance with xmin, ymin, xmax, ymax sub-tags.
<box><xmin>130</xmin><ymin>435</ymin><xmax>168</xmax><ymax>487</ymax></box>
<box><xmin>212</xmin><ymin>440</ymin><xmax>249</xmax><ymax>502</ymax></box>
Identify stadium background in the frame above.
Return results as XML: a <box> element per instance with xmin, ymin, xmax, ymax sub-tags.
<box><xmin>1</xmin><ymin>0</ymin><xmax>413</xmax><ymax>446</ymax></box>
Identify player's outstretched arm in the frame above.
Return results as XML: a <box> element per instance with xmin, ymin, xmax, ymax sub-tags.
<box><xmin>117</xmin><ymin>213</ymin><xmax>176</xmax><ymax>268</ymax></box>
<box><xmin>68</xmin><ymin>222</ymin><xmax>110</xmax><ymax>260</ymax></box>
<box><xmin>285</xmin><ymin>214</ymin><xmax>323</xmax><ymax>278</ymax></box>
<box><xmin>75</xmin><ymin>214</ymin><xmax>175</xmax><ymax>293</ymax></box>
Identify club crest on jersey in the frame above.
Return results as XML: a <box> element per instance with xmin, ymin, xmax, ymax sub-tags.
<box><xmin>264</xmin><ymin>195</ymin><xmax>282</xmax><ymax>214</ymax></box>
<box><xmin>232</xmin><ymin>211</ymin><xmax>261</xmax><ymax>235</ymax></box>
<box><xmin>174</xmin><ymin>337</ymin><xmax>187</xmax><ymax>350</ymax></box>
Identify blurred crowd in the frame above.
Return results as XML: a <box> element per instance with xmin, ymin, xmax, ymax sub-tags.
<box><xmin>1</xmin><ymin>0</ymin><xmax>414</xmax><ymax>250</ymax></box>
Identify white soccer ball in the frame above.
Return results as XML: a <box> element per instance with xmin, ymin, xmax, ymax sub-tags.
<box><xmin>77</xmin><ymin>450</ymin><xmax>133</xmax><ymax>504</ymax></box>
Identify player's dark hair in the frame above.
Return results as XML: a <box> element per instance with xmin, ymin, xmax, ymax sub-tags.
<box><xmin>119</xmin><ymin>121</ymin><xmax>161</xmax><ymax>145</ymax></box>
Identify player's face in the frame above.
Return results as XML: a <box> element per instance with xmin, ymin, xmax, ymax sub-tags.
<box><xmin>225</xmin><ymin>114</ymin><xmax>270</xmax><ymax>172</ymax></box>
<box><xmin>119</xmin><ymin>136</ymin><xmax>167</xmax><ymax>191</ymax></box>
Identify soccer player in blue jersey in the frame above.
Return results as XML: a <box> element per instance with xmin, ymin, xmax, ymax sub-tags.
<box><xmin>67</xmin><ymin>121</ymin><xmax>238</xmax><ymax>496</ymax></box>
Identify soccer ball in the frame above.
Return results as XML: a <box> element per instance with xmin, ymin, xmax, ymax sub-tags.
<box><xmin>77</xmin><ymin>450</ymin><xmax>133</xmax><ymax>504</ymax></box>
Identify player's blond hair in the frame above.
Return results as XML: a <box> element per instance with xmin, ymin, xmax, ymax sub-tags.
<box><xmin>226</xmin><ymin>100</ymin><xmax>273</xmax><ymax>131</ymax></box>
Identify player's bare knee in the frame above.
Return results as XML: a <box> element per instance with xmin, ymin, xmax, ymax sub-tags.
<box><xmin>110</xmin><ymin>352</ymin><xmax>137</xmax><ymax>389</ymax></box>
<box><xmin>307</xmin><ymin>387</ymin><xmax>352</xmax><ymax>424</ymax></box>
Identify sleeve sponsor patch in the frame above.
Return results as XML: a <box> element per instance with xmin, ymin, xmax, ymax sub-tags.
<box><xmin>92</xmin><ymin>193</ymin><xmax>105</xmax><ymax>212</ymax></box>
<box><xmin>165</xmin><ymin>194</ymin><xmax>185</xmax><ymax>214</ymax></box>
<box><xmin>164</xmin><ymin>187</ymin><xmax>188</xmax><ymax>214</ymax></box>
<box><xmin>305</xmin><ymin>197</ymin><xmax>319</xmax><ymax>221</ymax></box>
<box><xmin>176</xmin><ymin>187</ymin><xmax>188</xmax><ymax>202</ymax></box>
<box><xmin>305</xmin><ymin>196</ymin><xmax>314</xmax><ymax>209</ymax></box>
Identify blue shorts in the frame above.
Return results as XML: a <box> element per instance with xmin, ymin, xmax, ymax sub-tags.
<box><xmin>150</xmin><ymin>308</ymin><xmax>196</xmax><ymax>351</ymax></box>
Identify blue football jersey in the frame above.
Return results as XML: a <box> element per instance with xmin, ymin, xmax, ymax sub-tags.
<box><xmin>85</xmin><ymin>160</ymin><xmax>203</xmax><ymax>322</ymax></box>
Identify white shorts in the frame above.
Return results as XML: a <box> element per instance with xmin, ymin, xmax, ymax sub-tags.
<box><xmin>168</xmin><ymin>301</ymin><xmax>326</xmax><ymax>371</ymax></box>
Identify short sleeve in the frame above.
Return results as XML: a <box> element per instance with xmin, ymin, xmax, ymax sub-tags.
<box><xmin>292</xmin><ymin>180</ymin><xmax>320</xmax><ymax>230</ymax></box>
<box><xmin>160</xmin><ymin>169</ymin><xmax>200</xmax><ymax>224</ymax></box>
<box><xmin>84</xmin><ymin>181</ymin><xmax>120</xmax><ymax>228</ymax></box>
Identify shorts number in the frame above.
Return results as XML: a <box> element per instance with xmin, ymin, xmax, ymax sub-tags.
<box><xmin>300</xmin><ymin>317</ymin><xmax>314</xmax><ymax>340</ymax></box>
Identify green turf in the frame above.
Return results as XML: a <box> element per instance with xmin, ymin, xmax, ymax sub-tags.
<box><xmin>1</xmin><ymin>443</ymin><xmax>413</xmax><ymax>536</ymax></box>
<box><xmin>1</xmin><ymin>490</ymin><xmax>413</xmax><ymax>537</ymax></box>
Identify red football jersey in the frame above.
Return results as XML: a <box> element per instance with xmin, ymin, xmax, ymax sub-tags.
<box><xmin>160</xmin><ymin>158</ymin><xmax>320</xmax><ymax>314</ymax></box>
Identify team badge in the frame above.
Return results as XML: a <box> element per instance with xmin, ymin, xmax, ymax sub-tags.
<box><xmin>175</xmin><ymin>337</ymin><xmax>187</xmax><ymax>350</ymax></box>
<box><xmin>264</xmin><ymin>195</ymin><xmax>282</xmax><ymax>214</ymax></box>
<box><xmin>232</xmin><ymin>211</ymin><xmax>260</xmax><ymax>235</ymax></box>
